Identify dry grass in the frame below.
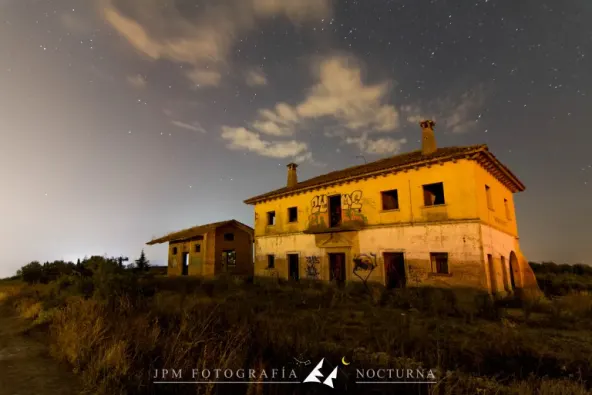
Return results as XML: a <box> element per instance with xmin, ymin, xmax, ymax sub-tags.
<box><xmin>3</xmin><ymin>275</ymin><xmax>592</xmax><ymax>395</ymax></box>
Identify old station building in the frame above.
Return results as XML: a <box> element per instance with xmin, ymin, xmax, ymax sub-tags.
<box><xmin>244</xmin><ymin>120</ymin><xmax>538</xmax><ymax>295</ymax></box>
<box><xmin>147</xmin><ymin>220</ymin><xmax>254</xmax><ymax>277</ymax></box>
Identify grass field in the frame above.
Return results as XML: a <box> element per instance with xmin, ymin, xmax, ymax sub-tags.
<box><xmin>1</xmin><ymin>268</ymin><xmax>591</xmax><ymax>395</ymax></box>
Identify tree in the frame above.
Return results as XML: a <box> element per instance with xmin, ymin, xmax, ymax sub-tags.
<box><xmin>117</xmin><ymin>256</ymin><xmax>129</xmax><ymax>269</ymax></box>
<box><xmin>19</xmin><ymin>261</ymin><xmax>44</xmax><ymax>284</ymax></box>
<box><xmin>135</xmin><ymin>250</ymin><xmax>150</xmax><ymax>271</ymax></box>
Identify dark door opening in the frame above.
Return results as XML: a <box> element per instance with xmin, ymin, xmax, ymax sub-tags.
<box><xmin>222</xmin><ymin>250</ymin><xmax>236</xmax><ymax>272</ymax></box>
<box><xmin>509</xmin><ymin>252</ymin><xmax>518</xmax><ymax>290</ymax></box>
<box><xmin>288</xmin><ymin>254</ymin><xmax>299</xmax><ymax>281</ymax></box>
<box><xmin>329</xmin><ymin>195</ymin><xmax>342</xmax><ymax>227</ymax></box>
<box><xmin>487</xmin><ymin>254</ymin><xmax>497</xmax><ymax>294</ymax></box>
<box><xmin>181</xmin><ymin>252</ymin><xmax>189</xmax><ymax>275</ymax></box>
<box><xmin>329</xmin><ymin>253</ymin><xmax>346</xmax><ymax>284</ymax></box>
<box><xmin>384</xmin><ymin>252</ymin><xmax>406</xmax><ymax>288</ymax></box>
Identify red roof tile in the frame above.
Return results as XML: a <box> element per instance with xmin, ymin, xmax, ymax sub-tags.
<box><xmin>244</xmin><ymin>144</ymin><xmax>524</xmax><ymax>204</ymax></box>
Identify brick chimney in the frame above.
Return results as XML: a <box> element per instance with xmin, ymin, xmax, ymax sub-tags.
<box><xmin>287</xmin><ymin>163</ymin><xmax>298</xmax><ymax>187</ymax></box>
<box><xmin>420</xmin><ymin>120</ymin><xmax>437</xmax><ymax>155</ymax></box>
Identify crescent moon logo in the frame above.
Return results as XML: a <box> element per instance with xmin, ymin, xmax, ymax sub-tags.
<box><xmin>341</xmin><ymin>356</ymin><xmax>350</xmax><ymax>366</ymax></box>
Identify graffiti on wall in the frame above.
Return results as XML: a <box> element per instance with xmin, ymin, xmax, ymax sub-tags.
<box><xmin>305</xmin><ymin>256</ymin><xmax>320</xmax><ymax>279</ymax></box>
<box><xmin>342</xmin><ymin>190</ymin><xmax>367</xmax><ymax>223</ymax></box>
<box><xmin>308</xmin><ymin>195</ymin><xmax>328</xmax><ymax>228</ymax></box>
<box><xmin>352</xmin><ymin>253</ymin><xmax>377</xmax><ymax>283</ymax></box>
<box><xmin>307</xmin><ymin>190</ymin><xmax>367</xmax><ymax>229</ymax></box>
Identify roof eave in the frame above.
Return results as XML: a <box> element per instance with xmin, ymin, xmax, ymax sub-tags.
<box><xmin>243</xmin><ymin>151</ymin><xmax>479</xmax><ymax>204</ymax></box>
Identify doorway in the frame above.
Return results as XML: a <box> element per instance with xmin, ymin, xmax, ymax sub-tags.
<box><xmin>329</xmin><ymin>253</ymin><xmax>346</xmax><ymax>283</ymax></box>
<box><xmin>222</xmin><ymin>250</ymin><xmax>236</xmax><ymax>272</ymax></box>
<box><xmin>181</xmin><ymin>252</ymin><xmax>189</xmax><ymax>275</ymax></box>
<box><xmin>288</xmin><ymin>254</ymin><xmax>299</xmax><ymax>281</ymax></box>
<box><xmin>384</xmin><ymin>252</ymin><xmax>406</xmax><ymax>288</ymax></box>
<box><xmin>329</xmin><ymin>195</ymin><xmax>342</xmax><ymax>227</ymax></box>
<box><xmin>509</xmin><ymin>251</ymin><xmax>518</xmax><ymax>290</ymax></box>
<box><xmin>487</xmin><ymin>254</ymin><xmax>496</xmax><ymax>294</ymax></box>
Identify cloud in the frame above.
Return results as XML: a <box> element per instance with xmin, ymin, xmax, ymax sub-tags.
<box><xmin>345</xmin><ymin>134</ymin><xmax>408</xmax><ymax>155</ymax></box>
<box><xmin>295</xmin><ymin>55</ymin><xmax>399</xmax><ymax>132</ymax></box>
<box><xmin>171</xmin><ymin>120</ymin><xmax>207</xmax><ymax>134</ymax></box>
<box><xmin>250</xmin><ymin>103</ymin><xmax>299</xmax><ymax>136</ymax></box>
<box><xmin>246</xmin><ymin>55</ymin><xmax>399</xmax><ymax>138</ymax></box>
<box><xmin>437</xmin><ymin>89</ymin><xmax>485</xmax><ymax>134</ymax></box>
<box><xmin>245</xmin><ymin>68</ymin><xmax>268</xmax><ymax>86</ymax></box>
<box><xmin>400</xmin><ymin>88</ymin><xmax>486</xmax><ymax>134</ymax></box>
<box><xmin>100</xmin><ymin>0</ymin><xmax>331</xmax><ymax>86</ymax></box>
<box><xmin>221</xmin><ymin>126</ymin><xmax>308</xmax><ymax>158</ymax></box>
<box><xmin>126</xmin><ymin>74</ymin><xmax>147</xmax><ymax>88</ymax></box>
<box><xmin>222</xmin><ymin>54</ymin><xmax>404</xmax><ymax>161</ymax></box>
<box><xmin>186</xmin><ymin>69</ymin><xmax>222</xmax><ymax>87</ymax></box>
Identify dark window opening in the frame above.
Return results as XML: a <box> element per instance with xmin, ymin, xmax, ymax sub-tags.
<box><xmin>267</xmin><ymin>255</ymin><xmax>275</xmax><ymax>269</ymax></box>
<box><xmin>329</xmin><ymin>195</ymin><xmax>342</xmax><ymax>227</ymax></box>
<box><xmin>172</xmin><ymin>247</ymin><xmax>178</xmax><ymax>255</ymax></box>
<box><xmin>194</xmin><ymin>244</ymin><xmax>201</xmax><ymax>253</ymax></box>
<box><xmin>267</xmin><ymin>211</ymin><xmax>276</xmax><ymax>226</ymax></box>
<box><xmin>381</xmin><ymin>189</ymin><xmax>399</xmax><ymax>210</ymax></box>
<box><xmin>504</xmin><ymin>198</ymin><xmax>511</xmax><ymax>219</ymax></box>
<box><xmin>423</xmin><ymin>182</ymin><xmax>445</xmax><ymax>206</ymax></box>
<box><xmin>224</xmin><ymin>233</ymin><xmax>234</xmax><ymax>241</ymax></box>
<box><xmin>430</xmin><ymin>252</ymin><xmax>449</xmax><ymax>274</ymax></box>
<box><xmin>485</xmin><ymin>185</ymin><xmax>493</xmax><ymax>210</ymax></box>
<box><xmin>288</xmin><ymin>207</ymin><xmax>298</xmax><ymax>223</ymax></box>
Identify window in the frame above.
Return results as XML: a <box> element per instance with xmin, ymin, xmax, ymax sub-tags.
<box><xmin>329</xmin><ymin>195</ymin><xmax>342</xmax><ymax>227</ymax></box>
<box><xmin>224</xmin><ymin>233</ymin><xmax>234</xmax><ymax>241</ymax></box>
<box><xmin>423</xmin><ymin>182</ymin><xmax>445</xmax><ymax>206</ymax></box>
<box><xmin>430</xmin><ymin>252</ymin><xmax>449</xmax><ymax>274</ymax></box>
<box><xmin>267</xmin><ymin>211</ymin><xmax>276</xmax><ymax>226</ymax></box>
<box><xmin>267</xmin><ymin>255</ymin><xmax>275</xmax><ymax>269</ymax></box>
<box><xmin>485</xmin><ymin>185</ymin><xmax>493</xmax><ymax>210</ymax></box>
<box><xmin>504</xmin><ymin>198</ymin><xmax>511</xmax><ymax>219</ymax></box>
<box><xmin>172</xmin><ymin>247</ymin><xmax>177</xmax><ymax>255</ymax></box>
<box><xmin>381</xmin><ymin>189</ymin><xmax>399</xmax><ymax>210</ymax></box>
<box><xmin>288</xmin><ymin>207</ymin><xmax>298</xmax><ymax>223</ymax></box>
<box><xmin>195</xmin><ymin>244</ymin><xmax>201</xmax><ymax>253</ymax></box>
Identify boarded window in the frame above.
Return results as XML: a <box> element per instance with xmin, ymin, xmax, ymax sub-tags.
<box><xmin>267</xmin><ymin>211</ymin><xmax>276</xmax><ymax>225</ymax></box>
<box><xmin>288</xmin><ymin>207</ymin><xmax>298</xmax><ymax>222</ymax></box>
<box><xmin>430</xmin><ymin>252</ymin><xmax>449</xmax><ymax>274</ymax></box>
<box><xmin>485</xmin><ymin>185</ymin><xmax>493</xmax><ymax>210</ymax></box>
<box><xmin>381</xmin><ymin>189</ymin><xmax>399</xmax><ymax>210</ymax></box>
<box><xmin>195</xmin><ymin>244</ymin><xmax>201</xmax><ymax>253</ymax></box>
<box><xmin>504</xmin><ymin>198</ymin><xmax>511</xmax><ymax>219</ymax></box>
<box><xmin>423</xmin><ymin>182</ymin><xmax>445</xmax><ymax>206</ymax></box>
<box><xmin>224</xmin><ymin>233</ymin><xmax>234</xmax><ymax>241</ymax></box>
<box><xmin>172</xmin><ymin>247</ymin><xmax>177</xmax><ymax>255</ymax></box>
<box><xmin>267</xmin><ymin>255</ymin><xmax>275</xmax><ymax>269</ymax></box>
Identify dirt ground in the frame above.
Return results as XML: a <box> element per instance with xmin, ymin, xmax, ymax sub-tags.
<box><xmin>0</xmin><ymin>305</ymin><xmax>80</xmax><ymax>395</ymax></box>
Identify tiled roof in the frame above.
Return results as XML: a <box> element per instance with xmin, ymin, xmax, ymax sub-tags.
<box><xmin>146</xmin><ymin>220</ymin><xmax>253</xmax><ymax>245</ymax></box>
<box><xmin>244</xmin><ymin>144</ymin><xmax>525</xmax><ymax>204</ymax></box>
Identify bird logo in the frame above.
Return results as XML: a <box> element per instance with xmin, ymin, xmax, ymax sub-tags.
<box><xmin>302</xmin><ymin>357</ymin><xmax>351</xmax><ymax>389</ymax></box>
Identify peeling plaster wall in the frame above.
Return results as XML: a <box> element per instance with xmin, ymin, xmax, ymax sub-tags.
<box><xmin>167</xmin><ymin>238</ymin><xmax>205</xmax><ymax>277</ymax></box>
<box><xmin>255</xmin><ymin>222</ymin><xmax>487</xmax><ymax>290</ymax></box>
<box><xmin>358</xmin><ymin>222</ymin><xmax>486</xmax><ymax>289</ymax></box>
<box><xmin>480</xmin><ymin>224</ymin><xmax>516</xmax><ymax>294</ymax></box>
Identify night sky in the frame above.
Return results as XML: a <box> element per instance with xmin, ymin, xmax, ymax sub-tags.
<box><xmin>1</xmin><ymin>0</ymin><xmax>591</xmax><ymax>277</ymax></box>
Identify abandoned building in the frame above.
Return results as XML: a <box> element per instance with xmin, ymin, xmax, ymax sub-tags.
<box><xmin>243</xmin><ymin>120</ymin><xmax>539</xmax><ymax>295</ymax></box>
<box><xmin>146</xmin><ymin>220</ymin><xmax>254</xmax><ymax>277</ymax></box>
